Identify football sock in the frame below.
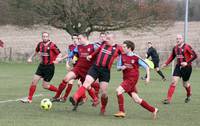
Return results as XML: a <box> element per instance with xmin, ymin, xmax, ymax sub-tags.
<box><xmin>28</xmin><ymin>85</ymin><xmax>36</xmax><ymax>100</ymax></box>
<box><xmin>140</xmin><ymin>100</ymin><xmax>155</xmax><ymax>113</ymax></box>
<box><xmin>63</xmin><ymin>84</ymin><xmax>73</xmax><ymax>100</ymax></box>
<box><xmin>117</xmin><ymin>94</ymin><xmax>124</xmax><ymax>112</ymax></box>
<box><xmin>74</xmin><ymin>86</ymin><xmax>86</xmax><ymax>102</ymax></box>
<box><xmin>157</xmin><ymin>70</ymin><xmax>165</xmax><ymax>79</ymax></box>
<box><xmin>185</xmin><ymin>85</ymin><xmax>191</xmax><ymax>97</ymax></box>
<box><xmin>48</xmin><ymin>85</ymin><xmax>58</xmax><ymax>92</ymax></box>
<box><xmin>167</xmin><ymin>84</ymin><xmax>176</xmax><ymax>101</ymax></box>
<box><xmin>101</xmin><ymin>95</ymin><xmax>108</xmax><ymax>112</ymax></box>
<box><xmin>87</xmin><ymin>88</ymin><xmax>98</xmax><ymax>101</ymax></box>
<box><xmin>91</xmin><ymin>82</ymin><xmax>100</xmax><ymax>98</ymax></box>
<box><xmin>54</xmin><ymin>80</ymin><xmax>67</xmax><ymax>98</ymax></box>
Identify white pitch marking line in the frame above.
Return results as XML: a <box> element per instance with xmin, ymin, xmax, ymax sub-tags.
<box><xmin>0</xmin><ymin>93</ymin><xmax>44</xmax><ymax>104</ymax></box>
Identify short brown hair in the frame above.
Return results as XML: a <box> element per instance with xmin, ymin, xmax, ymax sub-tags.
<box><xmin>123</xmin><ymin>40</ymin><xmax>135</xmax><ymax>51</ymax></box>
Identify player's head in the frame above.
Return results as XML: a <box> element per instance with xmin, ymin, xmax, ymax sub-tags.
<box><xmin>147</xmin><ymin>41</ymin><xmax>152</xmax><ymax>48</ymax></box>
<box><xmin>105</xmin><ymin>32</ymin><xmax>115</xmax><ymax>44</ymax></box>
<box><xmin>123</xmin><ymin>40</ymin><xmax>135</xmax><ymax>53</ymax></box>
<box><xmin>71</xmin><ymin>33</ymin><xmax>79</xmax><ymax>45</ymax></box>
<box><xmin>42</xmin><ymin>32</ymin><xmax>49</xmax><ymax>42</ymax></box>
<box><xmin>78</xmin><ymin>33</ymin><xmax>88</xmax><ymax>45</ymax></box>
<box><xmin>99</xmin><ymin>32</ymin><xmax>106</xmax><ymax>42</ymax></box>
<box><xmin>176</xmin><ymin>34</ymin><xmax>184</xmax><ymax>46</ymax></box>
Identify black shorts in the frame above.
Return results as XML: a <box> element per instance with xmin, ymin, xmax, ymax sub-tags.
<box><xmin>35</xmin><ymin>64</ymin><xmax>55</xmax><ymax>82</ymax></box>
<box><xmin>87</xmin><ymin>64</ymin><xmax>110</xmax><ymax>83</ymax></box>
<box><xmin>173</xmin><ymin>65</ymin><xmax>192</xmax><ymax>81</ymax></box>
<box><xmin>152</xmin><ymin>59</ymin><xmax>159</xmax><ymax>68</ymax></box>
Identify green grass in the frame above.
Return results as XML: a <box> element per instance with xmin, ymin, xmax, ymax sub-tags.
<box><xmin>0</xmin><ymin>63</ymin><xmax>200</xmax><ymax>126</ymax></box>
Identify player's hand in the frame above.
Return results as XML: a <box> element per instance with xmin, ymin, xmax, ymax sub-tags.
<box><xmin>161</xmin><ymin>64</ymin><xmax>167</xmax><ymax>69</ymax></box>
<box><xmin>121</xmin><ymin>65</ymin><xmax>127</xmax><ymax>70</ymax></box>
<box><xmin>181</xmin><ymin>62</ymin><xmax>187</xmax><ymax>67</ymax></box>
<box><xmin>53</xmin><ymin>60</ymin><xmax>59</xmax><ymax>64</ymax></box>
<box><xmin>27</xmin><ymin>58</ymin><xmax>32</xmax><ymax>63</ymax></box>
<box><xmin>87</xmin><ymin>55</ymin><xmax>92</xmax><ymax>61</ymax></box>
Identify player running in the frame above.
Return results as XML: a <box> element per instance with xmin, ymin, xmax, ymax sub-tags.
<box><xmin>161</xmin><ymin>34</ymin><xmax>197</xmax><ymax>104</ymax></box>
<box><xmin>113</xmin><ymin>40</ymin><xmax>158</xmax><ymax>119</ymax></box>
<box><xmin>52</xmin><ymin>33</ymin><xmax>99</xmax><ymax>110</ymax></box>
<box><xmin>20</xmin><ymin>32</ymin><xmax>62</xmax><ymax>103</ymax></box>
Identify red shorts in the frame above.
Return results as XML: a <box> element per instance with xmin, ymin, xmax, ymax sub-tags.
<box><xmin>72</xmin><ymin>66</ymin><xmax>88</xmax><ymax>84</ymax></box>
<box><xmin>120</xmin><ymin>79</ymin><xmax>138</xmax><ymax>93</ymax></box>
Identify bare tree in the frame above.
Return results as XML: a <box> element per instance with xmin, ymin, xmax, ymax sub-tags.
<box><xmin>8</xmin><ymin>0</ymin><xmax>174</xmax><ymax>35</ymax></box>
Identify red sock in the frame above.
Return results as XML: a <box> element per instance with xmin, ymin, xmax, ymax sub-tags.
<box><xmin>87</xmin><ymin>88</ymin><xmax>98</xmax><ymax>102</ymax></box>
<box><xmin>167</xmin><ymin>84</ymin><xmax>176</xmax><ymax>101</ymax></box>
<box><xmin>28</xmin><ymin>85</ymin><xmax>36</xmax><ymax>100</ymax></box>
<box><xmin>54</xmin><ymin>80</ymin><xmax>67</xmax><ymax>98</ymax></box>
<box><xmin>185</xmin><ymin>85</ymin><xmax>191</xmax><ymax>97</ymax></box>
<box><xmin>101</xmin><ymin>95</ymin><xmax>108</xmax><ymax>112</ymax></box>
<box><xmin>73</xmin><ymin>86</ymin><xmax>86</xmax><ymax>102</ymax></box>
<box><xmin>48</xmin><ymin>84</ymin><xmax>58</xmax><ymax>92</ymax></box>
<box><xmin>140</xmin><ymin>100</ymin><xmax>155</xmax><ymax>113</ymax></box>
<box><xmin>63</xmin><ymin>84</ymin><xmax>73</xmax><ymax>100</ymax></box>
<box><xmin>117</xmin><ymin>94</ymin><xmax>124</xmax><ymax>112</ymax></box>
<box><xmin>91</xmin><ymin>82</ymin><xmax>100</xmax><ymax>98</ymax></box>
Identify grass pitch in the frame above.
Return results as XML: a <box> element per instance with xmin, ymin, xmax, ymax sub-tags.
<box><xmin>0</xmin><ymin>63</ymin><xmax>200</xmax><ymax>126</ymax></box>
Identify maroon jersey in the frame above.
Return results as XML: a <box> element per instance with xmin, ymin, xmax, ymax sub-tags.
<box><xmin>36</xmin><ymin>41</ymin><xmax>61</xmax><ymax>65</ymax></box>
<box><xmin>68</xmin><ymin>44</ymin><xmax>76</xmax><ymax>52</ymax></box>
<box><xmin>121</xmin><ymin>54</ymin><xmax>140</xmax><ymax>80</ymax></box>
<box><xmin>91</xmin><ymin>42</ymin><xmax>123</xmax><ymax>70</ymax></box>
<box><xmin>75</xmin><ymin>44</ymin><xmax>95</xmax><ymax>69</ymax></box>
<box><xmin>165</xmin><ymin>43</ymin><xmax>197</xmax><ymax>66</ymax></box>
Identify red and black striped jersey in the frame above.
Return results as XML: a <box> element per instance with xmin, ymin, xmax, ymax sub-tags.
<box><xmin>91</xmin><ymin>41</ymin><xmax>123</xmax><ymax>70</ymax></box>
<box><xmin>165</xmin><ymin>43</ymin><xmax>197</xmax><ymax>66</ymax></box>
<box><xmin>35</xmin><ymin>41</ymin><xmax>61</xmax><ymax>65</ymax></box>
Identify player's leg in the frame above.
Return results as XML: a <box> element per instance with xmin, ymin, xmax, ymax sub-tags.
<box><xmin>53</xmin><ymin>71</ymin><xmax>76</xmax><ymax>100</ymax></box>
<box><xmin>70</xmin><ymin>65</ymin><xmax>98</xmax><ymax>106</ymax></box>
<box><xmin>181</xmin><ymin>66</ymin><xmax>192</xmax><ymax>103</ymax></box>
<box><xmin>154</xmin><ymin>60</ymin><xmax>166</xmax><ymax>81</ymax></box>
<box><xmin>71</xmin><ymin>75</ymin><xmax>95</xmax><ymax>105</ymax></box>
<box><xmin>163</xmin><ymin>65</ymin><xmax>181</xmax><ymax>104</ymax></box>
<box><xmin>113</xmin><ymin>86</ymin><xmax>126</xmax><ymax>117</ymax></box>
<box><xmin>99</xmin><ymin>81</ymin><xmax>108</xmax><ymax>115</ymax></box>
<box><xmin>131</xmin><ymin>92</ymin><xmax>158</xmax><ymax>120</ymax></box>
<box><xmin>155</xmin><ymin>67</ymin><xmax>166</xmax><ymax>81</ymax></box>
<box><xmin>20</xmin><ymin>74</ymin><xmax>41</xmax><ymax>103</ymax></box>
<box><xmin>91</xmin><ymin>80</ymin><xmax>100</xmax><ymax>98</ymax></box>
<box><xmin>162</xmin><ymin>76</ymin><xmax>179</xmax><ymax>104</ymax></box>
<box><xmin>61</xmin><ymin>79</ymin><xmax>74</xmax><ymax>102</ymax></box>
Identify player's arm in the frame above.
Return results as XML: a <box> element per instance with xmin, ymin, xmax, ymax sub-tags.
<box><xmin>162</xmin><ymin>47</ymin><xmax>176</xmax><ymax>68</ymax></box>
<box><xmin>116</xmin><ymin>55</ymin><xmax>126</xmax><ymax>71</ymax></box>
<box><xmin>87</xmin><ymin>44</ymin><xmax>102</xmax><ymax>61</ymax></box>
<box><xmin>186</xmin><ymin>45</ymin><xmax>197</xmax><ymax>64</ymax></box>
<box><xmin>27</xmin><ymin>43</ymin><xmax>40</xmax><ymax>63</ymax></box>
<box><xmin>146</xmin><ymin>49</ymin><xmax>151</xmax><ymax>59</ymax></box>
<box><xmin>138</xmin><ymin>58</ymin><xmax>150</xmax><ymax>83</ymax></box>
<box><xmin>27</xmin><ymin>51</ymin><xmax>38</xmax><ymax>63</ymax></box>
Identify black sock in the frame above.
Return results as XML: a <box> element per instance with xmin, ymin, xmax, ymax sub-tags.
<box><xmin>157</xmin><ymin>70</ymin><xmax>165</xmax><ymax>79</ymax></box>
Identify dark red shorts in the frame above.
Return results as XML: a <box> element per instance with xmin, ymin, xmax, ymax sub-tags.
<box><xmin>121</xmin><ymin>79</ymin><xmax>138</xmax><ymax>93</ymax></box>
<box><xmin>72</xmin><ymin>66</ymin><xmax>88</xmax><ymax>84</ymax></box>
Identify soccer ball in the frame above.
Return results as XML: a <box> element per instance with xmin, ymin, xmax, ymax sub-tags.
<box><xmin>40</xmin><ymin>98</ymin><xmax>52</xmax><ymax>110</ymax></box>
